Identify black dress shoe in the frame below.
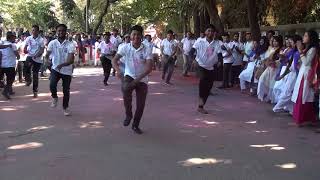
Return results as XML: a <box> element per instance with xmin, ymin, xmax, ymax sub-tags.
<box><xmin>123</xmin><ymin>117</ymin><xmax>132</xmax><ymax>126</ymax></box>
<box><xmin>132</xmin><ymin>126</ymin><xmax>143</xmax><ymax>134</ymax></box>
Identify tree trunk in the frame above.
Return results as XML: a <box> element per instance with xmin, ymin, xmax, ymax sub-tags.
<box><xmin>246</xmin><ymin>0</ymin><xmax>261</xmax><ymax>41</ymax></box>
<box><xmin>83</xmin><ymin>0</ymin><xmax>91</xmax><ymax>33</ymax></box>
<box><xmin>193</xmin><ymin>8</ymin><xmax>200</xmax><ymax>37</ymax></box>
<box><xmin>199</xmin><ymin>10</ymin><xmax>205</xmax><ymax>33</ymax></box>
<box><xmin>204</xmin><ymin>0</ymin><xmax>224</xmax><ymax>35</ymax></box>
<box><xmin>92</xmin><ymin>0</ymin><xmax>118</xmax><ymax>35</ymax></box>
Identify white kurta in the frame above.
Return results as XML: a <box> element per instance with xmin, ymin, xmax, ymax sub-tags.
<box><xmin>273</xmin><ymin>66</ymin><xmax>288</xmax><ymax>103</ymax></box>
<box><xmin>257</xmin><ymin>48</ymin><xmax>277</xmax><ymax>102</ymax></box>
<box><xmin>239</xmin><ymin>53</ymin><xmax>264</xmax><ymax>90</ymax></box>
<box><xmin>291</xmin><ymin>48</ymin><xmax>316</xmax><ymax>104</ymax></box>
<box><xmin>273</xmin><ymin>61</ymin><xmax>298</xmax><ymax>113</ymax></box>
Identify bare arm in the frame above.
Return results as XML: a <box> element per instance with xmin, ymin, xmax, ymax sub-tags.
<box><xmin>13</xmin><ymin>50</ymin><xmax>20</xmax><ymax>60</ymax></box>
<box><xmin>112</xmin><ymin>54</ymin><xmax>122</xmax><ymax>78</ymax></box>
<box><xmin>160</xmin><ymin>46</ymin><xmax>164</xmax><ymax>55</ymax></box>
<box><xmin>34</xmin><ymin>47</ymin><xmax>45</xmax><ymax>58</ymax></box>
<box><xmin>56</xmin><ymin>53</ymin><xmax>75</xmax><ymax>70</ymax></box>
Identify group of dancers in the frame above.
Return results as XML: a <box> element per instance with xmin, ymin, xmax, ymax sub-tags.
<box><xmin>1</xmin><ymin>23</ymin><xmax>319</xmax><ymax>134</ymax></box>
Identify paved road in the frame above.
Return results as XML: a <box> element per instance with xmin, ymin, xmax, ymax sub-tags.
<box><xmin>0</xmin><ymin>67</ymin><xmax>319</xmax><ymax>180</ymax></box>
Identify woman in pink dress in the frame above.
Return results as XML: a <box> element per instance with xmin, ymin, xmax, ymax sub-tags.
<box><xmin>291</xmin><ymin>30</ymin><xmax>319</xmax><ymax>126</ymax></box>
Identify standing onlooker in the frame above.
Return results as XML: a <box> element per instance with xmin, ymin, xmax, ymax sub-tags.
<box><xmin>16</xmin><ymin>33</ymin><xmax>27</xmax><ymax>82</ymax></box>
<box><xmin>24</xmin><ymin>25</ymin><xmax>45</xmax><ymax>98</ymax></box>
<box><xmin>243</xmin><ymin>32</ymin><xmax>254</xmax><ymax>67</ymax></box>
<box><xmin>94</xmin><ymin>36</ymin><xmax>101</xmax><ymax>66</ymax></box>
<box><xmin>219</xmin><ymin>33</ymin><xmax>233</xmax><ymax>89</ymax></box>
<box><xmin>230</xmin><ymin>33</ymin><xmax>244</xmax><ymax>87</ymax></box>
<box><xmin>161</xmin><ymin>30</ymin><xmax>178</xmax><ymax>85</ymax></box>
<box><xmin>181</xmin><ymin>31</ymin><xmax>195</xmax><ymax>76</ymax></box>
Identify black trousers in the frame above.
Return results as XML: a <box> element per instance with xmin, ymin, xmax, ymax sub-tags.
<box><xmin>50</xmin><ymin>70</ymin><xmax>72</xmax><ymax>109</ymax></box>
<box><xmin>223</xmin><ymin>63</ymin><xmax>232</xmax><ymax>87</ymax></box>
<box><xmin>17</xmin><ymin>61</ymin><xmax>26</xmax><ymax>82</ymax></box>
<box><xmin>1</xmin><ymin>67</ymin><xmax>15</xmax><ymax>94</ymax></box>
<box><xmin>198</xmin><ymin>66</ymin><xmax>214</xmax><ymax>106</ymax></box>
<box><xmin>162</xmin><ymin>55</ymin><xmax>175</xmax><ymax>83</ymax></box>
<box><xmin>231</xmin><ymin>65</ymin><xmax>242</xmax><ymax>86</ymax></box>
<box><xmin>122</xmin><ymin>75</ymin><xmax>148</xmax><ymax>128</ymax></box>
<box><xmin>25</xmin><ymin>56</ymin><xmax>42</xmax><ymax>92</ymax></box>
<box><xmin>100</xmin><ymin>56</ymin><xmax>112</xmax><ymax>83</ymax></box>
<box><xmin>0</xmin><ymin>68</ymin><xmax>4</xmax><ymax>87</ymax></box>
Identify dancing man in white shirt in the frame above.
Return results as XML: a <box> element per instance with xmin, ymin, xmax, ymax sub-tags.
<box><xmin>24</xmin><ymin>25</ymin><xmax>45</xmax><ymax>98</ymax></box>
<box><xmin>160</xmin><ymin>30</ymin><xmax>178</xmax><ymax>85</ymax></box>
<box><xmin>45</xmin><ymin>24</ymin><xmax>76</xmax><ymax>116</ymax></box>
<box><xmin>97</xmin><ymin>32</ymin><xmax>116</xmax><ymax>86</ymax></box>
<box><xmin>1</xmin><ymin>32</ymin><xmax>20</xmax><ymax>99</ymax></box>
<box><xmin>190</xmin><ymin>24</ymin><xmax>221</xmax><ymax>114</ymax></box>
<box><xmin>181</xmin><ymin>32</ymin><xmax>195</xmax><ymax>76</ymax></box>
<box><xmin>112</xmin><ymin>25</ymin><xmax>153</xmax><ymax>134</ymax></box>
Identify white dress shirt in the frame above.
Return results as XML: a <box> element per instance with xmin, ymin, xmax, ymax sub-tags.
<box><xmin>230</xmin><ymin>41</ymin><xmax>244</xmax><ymax>66</ymax></box>
<box><xmin>243</xmin><ymin>41</ymin><xmax>253</xmax><ymax>62</ymax></box>
<box><xmin>221</xmin><ymin>42</ymin><xmax>234</xmax><ymax>64</ymax></box>
<box><xmin>161</xmin><ymin>38</ymin><xmax>177</xmax><ymax>56</ymax></box>
<box><xmin>98</xmin><ymin>41</ymin><xmax>115</xmax><ymax>56</ymax></box>
<box><xmin>181</xmin><ymin>38</ymin><xmax>195</xmax><ymax>55</ymax></box>
<box><xmin>117</xmin><ymin>43</ymin><xmax>153</xmax><ymax>83</ymax></box>
<box><xmin>17</xmin><ymin>40</ymin><xmax>27</xmax><ymax>62</ymax></box>
<box><xmin>193</xmin><ymin>38</ymin><xmax>221</xmax><ymax>70</ymax></box>
<box><xmin>110</xmin><ymin>35</ymin><xmax>122</xmax><ymax>49</ymax></box>
<box><xmin>0</xmin><ymin>41</ymin><xmax>17</xmax><ymax>68</ymax></box>
<box><xmin>47</xmin><ymin>39</ymin><xmax>76</xmax><ymax>76</ymax></box>
<box><xmin>25</xmin><ymin>35</ymin><xmax>45</xmax><ymax>63</ymax></box>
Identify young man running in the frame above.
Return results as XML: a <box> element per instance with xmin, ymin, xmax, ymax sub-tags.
<box><xmin>45</xmin><ymin>24</ymin><xmax>76</xmax><ymax>116</ymax></box>
<box><xmin>112</xmin><ymin>25</ymin><xmax>153</xmax><ymax>134</ymax></box>
<box><xmin>97</xmin><ymin>32</ymin><xmax>115</xmax><ymax>86</ymax></box>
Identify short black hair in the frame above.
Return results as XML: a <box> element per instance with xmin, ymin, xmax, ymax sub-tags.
<box><xmin>55</xmin><ymin>24</ymin><xmax>68</xmax><ymax>30</ymax></box>
<box><xmin>206</xmin><ymin>24</ymin><xmax>216</xmax><ymax>31</ymax></box>
<box><xmin>104</xmin><ymin>32</ymin><xmax>111</xmax><ymax>37</ymax></box>
<box><xmin>167</xmin><ymin>30</ymin><xmax>174</xmax><ymax>35</ymax></box>
<box><xmin>267</xmin><ymin>30</ymin><xmax>275</xmax><ymax>35</ymax></box>
<box><xmin>130</xmin><ymin>25</ymin><xmax>143</xmax><ymax>34</ymax></box>
<box><xmin>222</xmin><ymin>32</ymin><xmax>230</xmax><ymax>37</ymax></box>
<box><xmin>6</xmin><ymin>31</ymin><xmax>16</xmax><ymax>39</ymax></box>
<box><xmin>145</xmin><ymin>34</ymin><xmax>152</xmax><ymax>38</ymax></box>
<box><xmin>32</xmin><ymin>25</ymin><xmax>40</xmax><ymax>31</ymax></box>
<box><xmin>112</xmin><ymin>28</ymin><xmax>119</xmax><ymax>32</ymax></box>
<box><xmin>292</xmin><ymin>34</ymin><xmax>302</xmax><ymax>43</ymax></box>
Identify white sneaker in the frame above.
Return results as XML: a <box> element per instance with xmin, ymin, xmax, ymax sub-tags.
<box><xmin>63</xmin><ymin>108</ymin><xmax>71</xmax><ymax>116</ymax></box>
<box><xmin>50</xmin><ymin>98</ymin><xmax>58</xmax><ymax>108</ymax></box>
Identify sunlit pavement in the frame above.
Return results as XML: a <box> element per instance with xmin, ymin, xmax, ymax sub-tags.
<box><xmin>0</xmin><ymin>67</ymin><xmax>320</xmax><ymax>180</ymax></box>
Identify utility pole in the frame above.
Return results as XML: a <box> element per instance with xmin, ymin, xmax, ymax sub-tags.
<box><xmin>86</xmin><ymin>0</ymin><xmax>89</xmax><ymax>33</ymax></box>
